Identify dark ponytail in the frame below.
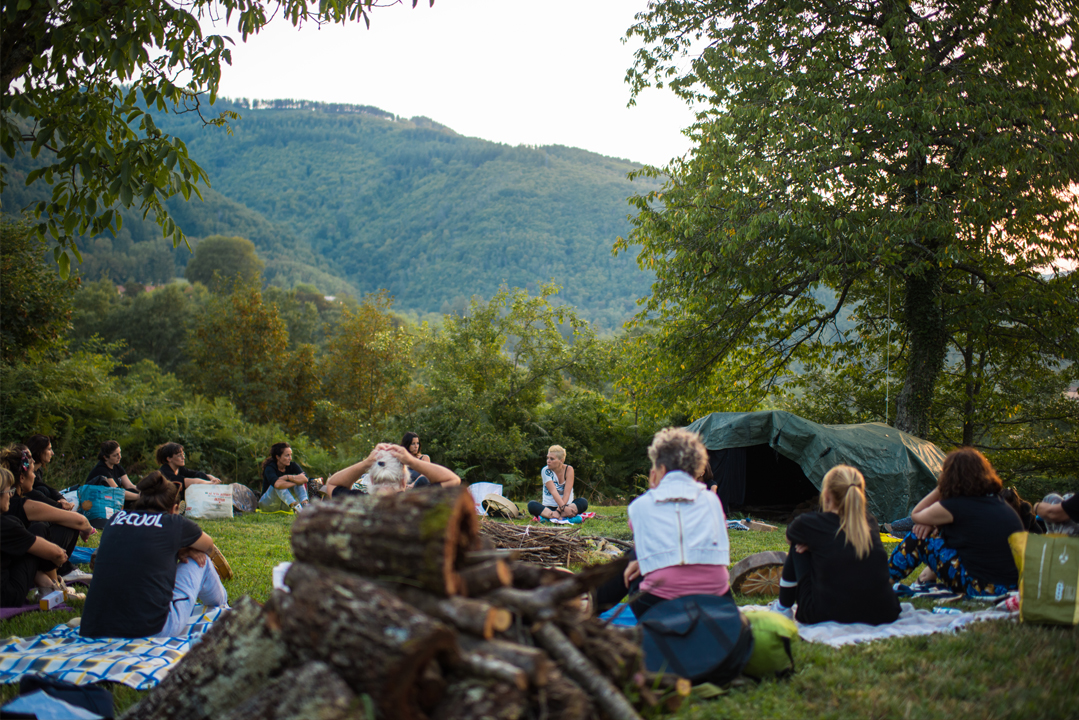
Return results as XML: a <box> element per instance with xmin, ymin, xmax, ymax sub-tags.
<box><xmin>135</xmin><ymin>471</ymin><xmax>179</xmax><ymax>512</ymax></box>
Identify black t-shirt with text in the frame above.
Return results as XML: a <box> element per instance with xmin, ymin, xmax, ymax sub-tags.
<box><xmin>786</xmin><ymin>510</ymin><xmax>901</xmax><ymax>625</ymax></box>
<box><xmin>939</xmin><ymin>495</ymin><xmax>1023</xmax><ymax>586</ymax></box>
<box><xmin>80</xmin><ymin>510</ymin><xmax>203</xmax><ymax>638</ymax></box>
<box><xmin>262</xmin><ymin>461</ymin><xmax>304</xmax><ymax>495</ymax></box>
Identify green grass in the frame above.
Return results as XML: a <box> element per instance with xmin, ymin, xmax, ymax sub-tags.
<box><xmin>2</xmin><ymin>507</ymin><xmax>1077</xmax><ymax>718</ymax></box>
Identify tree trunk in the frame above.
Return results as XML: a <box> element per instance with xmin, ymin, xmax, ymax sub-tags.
<box><xmin>457</xmin><ymin>559</ymin><xmax>513</xmax><ymax>597</ymax></box>
<box><xmin>894</xmin><ymin>264</ymin><xmax>948</xmax><ymax>438</ymax></box>
<box><xmin>291</xmin><ymin>486</ymin><xmax>479</xmax><ymax>596</ymax></box>
<box><xmin>277</xmin><ymin>563</ymin><xmax>458</xmax><ymax>720</ymax></box>
<box><xmin>219</xmin><ymin>662</ymin><xmax>363</xmax><ymax>720</ymax></box>
<box><xmin>122</xmin><ymin>596</ymin><xmax>292</xmax><ymax>720</ymax></box>
<box><xmin>390</xmin><ymin>585</ymin><xmax>512</xmax><ymax>639</ymax></box>
<box><xmin>430</xmin><ymin>678</ymin><xmax>528</xmax><ymax>720</ymax></box>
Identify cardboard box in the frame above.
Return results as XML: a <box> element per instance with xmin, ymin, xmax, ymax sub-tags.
<box><xmin>747</xmin><ymin>520</ymin><xmax>778</xmax><ymax>532</ymax></box>
<box><xmin>39</xmin><ymin>590</ymin><xmax>65</xmax><ymax>611</ymax></box>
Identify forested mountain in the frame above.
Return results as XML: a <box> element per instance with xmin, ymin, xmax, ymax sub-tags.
<box><xmin>2</xmin><ymin>99</ymin><xmax>658</xmax><ymax>330</ymax></box>
<box><xmin>152</xmin><ymin>100</ymin><xmax>658</xmax><ymax>329</ymax></box>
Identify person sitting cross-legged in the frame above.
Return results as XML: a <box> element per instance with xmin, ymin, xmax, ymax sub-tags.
<box><xmin>527</xmin><ymin>445</ymin><xmax>588</xmax><ymax>521</ymax></box>
<box><xmin>258</xmin><ymin>442</ymin><xmax>318</xmax><ymax>513</ymax></box>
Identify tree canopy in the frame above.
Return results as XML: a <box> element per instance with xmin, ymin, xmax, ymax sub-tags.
<box><xmin>620</xmin><ymin>0</ymin><xmax>1079</xmax><ymax>437</ymax></box>
<box><xmin>0</xmin><ymin>0</ymin><xmax>428</xmax><ymax>274</ymax></box>
<box><xmin>185</xmin><ymin>234</ymin><xmax>265</xmax><ymax>290</ymax></box>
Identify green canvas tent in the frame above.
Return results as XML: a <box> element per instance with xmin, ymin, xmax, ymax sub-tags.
<box><xmin>686</xmin><ymin>411</ymin><xmax>946</xmax><ymax>522</ymax></box>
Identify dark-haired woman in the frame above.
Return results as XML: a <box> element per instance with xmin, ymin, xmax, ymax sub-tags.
<box><xmin>770</xmin><ymin>465</ymin><xmax>900</xmax><ymax>625</ymax></box>
<box><xmin>888</xmin><ymin>448</ymin><xmax>1022</xmax><ymax>597</ymax></box>
<box><xmin>25</xmin><ymin>434</ymin><xmax>74</xmax><ymax>511</ymax></box>
<box><xmin>0</xmin><ymin>445</ymin><xmax>96</xmax><ymax>596</ymax></box>
<box><xmin>155</xmin><ymin>442</ymin><xmax>220</xmax><ymax>503</ymax></box>
<box><xmin>401</xmin><ymin>432</ymin><xmax>431</xmax><ymax>488</ymax></box>
<box><xmin>1</xmin><ymin>468</ymin><xmax>72</xmax><ymax>607</ymax></box>
<box><xmin>80</xmin><ymin>471</ymin><xmax>228</xmax><ymax>638</ymax></box>
<box><xmin>259</xmin><ymin>442</ymin><xmax>315</xmax><ymax>513</ymax></box>
<box><xmin>86</xmin><ymin>441</ymin><xmax>140</xmax><ymax>504</ymax></box>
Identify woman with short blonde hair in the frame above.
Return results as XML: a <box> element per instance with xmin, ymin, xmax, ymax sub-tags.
<box><xmin>771</xmin><ymin>464</ymin><xmax>900</xmax><ymax>625</ymax></box>
<box><xmin>527</xmin><ymin>445</ymin><xmax>588</xmax><ymax>521</ymax></box>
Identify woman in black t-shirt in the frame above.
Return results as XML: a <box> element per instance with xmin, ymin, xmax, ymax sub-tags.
<box><xmin>258</xmin><ymin>442</ymin><xmax>315</xmax><ymax>512</ymax></box>
<box><xmin>25</xmin><ymin>434</ymin><xmax>74</xmax><ymax>511</ymax></box>
<box><xmin>888</xmin><ymin>448</ymin><xmax>1022</xmax><ymax>597</ymax></box>
<box><xmin>81</xmin><ymin>471</ymin><xmax>228</xmax><ymax>638</ymax></box>
<box><xmin>86</xmin><ymin>440</ymin><xmax>140</xmax><ymax>504</ymax></box>
<box><xmin>0</xmin><ymin>467</ymin><xmax>72</xmax><ymax>607</ymax></box>
<box><xmin>155</xmin><ymin>442</ymin><xmax>221</xmax><ymax>503</ymax></box>
<box><xmin>772</xmin><ymin>465</ymin><xmax>901</xmax><ymax>625</ymax></box>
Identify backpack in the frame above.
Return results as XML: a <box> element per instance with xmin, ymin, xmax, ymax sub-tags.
<box><xmin>741</xmin><ymin>609</ymin><xmax>799</xmax><ymax>679</ymax></box>
<box><xmin>639</xmin><ymin>593</ymin><xmax>755</xmax><ymax>685</ymax></box>
<box><xmin>16</xmin><ymin>673</ymin><xmax>114</xmax><ymax>718</ymax></box>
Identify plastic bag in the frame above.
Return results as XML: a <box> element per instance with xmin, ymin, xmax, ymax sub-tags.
<box><xmin>185</xmin><ymin>484</ymin><xmax>234</xmax><ymax>519</ymax></box>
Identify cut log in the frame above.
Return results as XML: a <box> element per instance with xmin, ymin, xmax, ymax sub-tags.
<box><xmin>532</xmin><ymin>621</ymin><xmax>643</xmax><ymax>720</ymax></box>
<box><xmin>578</xmin><ymin>617</ymin><xmax>642</xmax><ymax>685</ymax></box>
<box><xmin>511</xmin><ymin>563</ymin><xmax>571</xmax><ymax>589</ymax></box>
<box><xmin>417</xmin><ymin>661</ymin><xmax>448</xmax><ymax>714</ymax></box>
<box><xmin>457</xmin><ymin>652</ymin><xmax>529</xmax><ymax>690</ymax></box>
<box><xmin>458</xmin><ymin>559</ymin><xmax>513</xmax><ymax>597</ymax></box>
<box><xmin>536</xmin><ymin>669</ymin><xmax>593</xmax><ymax>720</ymax></box>
<box><xmin>457</xmin><ymin>636</ymin><xmax>552</xmax><ymax>688</ymax></box>
<box><xmin>390</xmin><ymin>585</ymin><xmax>513</xmax><ymax>640</ymax></box>
<box><xmin>122</xmin><ymin>596</ymin><xmax>292</xmax><ymax>720</ymax></box>
<box><xmin>291</xmin><ymin>486</ymin><xmax>478</xmax><ymax>595</ymax></box>
<box><xmin>219</xmin><ymin>662</ymin><xmax>363</xmax><ymax>720</ymax></box>
<box><xmin>278</xmin><ymin>563</ymin><xmax>458</xmax><ymax>720</ymax></box>
<box><xmin>729</xmin><ymin>550</ymin><xmax>788</xmax><ymax>596</ymax></box>
<box><xmin>486</xmin><ymin>557</ymin><xmax>628</xmax><ymax>620</ymax></box>
<box><xmin>431</xmin><ymin>677</ymin><xmax>529</xmax><ymax>720</ymax></box>
<box><xmin>463</xmin><ymin>548</ymin><xmax>519</xmax><ymax>565</ymax></box>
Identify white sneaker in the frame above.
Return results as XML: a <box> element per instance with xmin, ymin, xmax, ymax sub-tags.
<box><xmin>62</xmin><ymin>568</ymin><xmax>93</xmax><ymax>585</ymax></box>
<box><xmin>766</xmin><ymin>599</ymin><xmax>794</xmax><ymax>619</ymax></box>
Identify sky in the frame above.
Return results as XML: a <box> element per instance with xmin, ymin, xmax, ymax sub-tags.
<box><xmin>205</xmin><ymin>0</ymin><xmax>697</xmax><ymax>167</ymax></box>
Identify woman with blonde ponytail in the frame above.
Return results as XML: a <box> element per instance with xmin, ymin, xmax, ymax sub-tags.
<box><xmin>769</xmin><ymin>465</ymin><xmax>900</xmax><ymax>625</ymax></box>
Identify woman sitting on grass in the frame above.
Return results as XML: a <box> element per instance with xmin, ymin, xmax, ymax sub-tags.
<box><xmin>80</xmin><ymin>471</ymin><xmax>228</xmax><ymax>638</ymax></box>
<box><xmin>325</xmin><ymin>443</ymin><xmax>461</xmax><ymax>498</ymax></box>
<box><xmin>769</xmin><ymin>465</ymin><xmax>901</xmax><ymax>624</ymax></box>
<box><xmin>0</xmin><ymin>446</ymin><xmax>96</xmax><ymax>599</ymax></box>
<box><xmin>401</xmin><ymin>432</ymin><xmax>431</xmax><ymax>488</ymax></box>
<box><xmin>85</xmin><ymin>440</ymin><xmax>140</xmax><ymax>504</ymax></box>
<box><xmin>527</xmin><ymin>445</ymin><xmax>587</xmax><ymax>521</ymax></box>
<box><xmin>155</xmin><ymin>442</ymin><xmax>221</xmax><ymax>503</ymax></box>
<box><xmin>25</xmin><ymin>434</ymin><xmax>74</xmax><ymax>511</ymax></box>
<box><xmin>595</xmin><ymin>428</ymin><xmax>730</xmax><ymax>618</ymax></box>
<box><xmin>0</xmin><ymin>468</ymin><xmax>74</xmax><ymax>608</ymax></box>
<box><xmin>888</xmin><ymin>447</ymin><xmax>1022</xmax><ymax>598</ymax></box>
<box><xmin>259</xmin><ymin>442</ymin><xmax>317</xmax><ymax>513</ymax></box>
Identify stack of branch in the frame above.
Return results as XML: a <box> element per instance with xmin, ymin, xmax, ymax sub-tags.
<box><xmin>479</xmin><ymin>518</ymin><xmax>599</xmax><ymax>566</ymax></box>
<box><xmin>122</xmin><ymin>488</ymin><xmax>687</xmax><ymax>720</ymax></box>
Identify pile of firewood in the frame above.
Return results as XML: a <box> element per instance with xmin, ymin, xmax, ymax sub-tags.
<box><xmin>478</xmin><ymin>518</ymin><xmax>632</xmax><ymax>567</ymax></box>
<box><xmin>122</xmin><ymin>487</ymin><xmax>687</xmax><ymax>720</ymax></box>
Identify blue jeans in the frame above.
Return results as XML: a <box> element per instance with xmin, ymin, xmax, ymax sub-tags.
<box><xmin>259</xmin><ymin>484</ymin><xmax>309</xmax><ymax>512</ymax></box>
<box><xmin>155</xmin><ymin>557</ymin><xmax>228</xmax><ymax>637</ymax></box>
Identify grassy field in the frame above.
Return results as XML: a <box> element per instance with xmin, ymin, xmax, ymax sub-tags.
<box><xmin>1</xmin><ymin>505</ymin><xmax>1076</xmax><ymax>718</ymax></box>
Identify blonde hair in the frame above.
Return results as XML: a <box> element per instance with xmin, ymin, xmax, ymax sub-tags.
<box><xmin>547</xmin><ymin>445</ymin><xmax>566</xmax><ymax>462</ymax></box>
<box><xmin>0</xmin><ymin>467</ymin><xmax>13</xmax><ymax>493</ymax></box>
<box><xmin>369</xmin><ymin>452</ymin><xmax>406</xmax><ymax>491</ymax></box>
<box><xmin>647</xmin><ymin>428</ymin><xmax>707</xmax><ymax>478</ymax></box>
<box><xmin>821</xmin><ymin>465</ymin><xmax>872</xmax><ymax>559</ymax></box>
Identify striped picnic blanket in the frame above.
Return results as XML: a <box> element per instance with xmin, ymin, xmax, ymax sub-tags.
<box><xmin>0</xmin><ymin>605</ymin><xmax>225</xmax><ymax>690</ymax></box>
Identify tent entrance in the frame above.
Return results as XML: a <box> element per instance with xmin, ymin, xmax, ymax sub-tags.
<box><xmin>710</xmin><ymin>445</ymin><xmax>820</xmax><ymax>520</ymax></box>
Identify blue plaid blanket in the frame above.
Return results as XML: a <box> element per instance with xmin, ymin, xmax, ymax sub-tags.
<box><xmin>0</xmin><ymin>606</ymin><xmax>225</xmax><ymax>690</ymax></box>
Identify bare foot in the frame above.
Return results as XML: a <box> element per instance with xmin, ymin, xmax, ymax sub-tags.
<box><xmin>917</xmin><ymin>567</ymin><xmax>938</xmax><ymax>584</ymax></box>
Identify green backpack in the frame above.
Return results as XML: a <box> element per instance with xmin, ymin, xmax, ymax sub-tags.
<box><xmin>741</xmin><ymin>610</ymin><xmax>799</xmax><ymax>680</ymax></box>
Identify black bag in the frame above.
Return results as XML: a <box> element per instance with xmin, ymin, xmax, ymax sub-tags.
<box><xmin>639</xmin><ymin>593</ymin><xmax>755</xmax><ymax>685</ymax></box>
<box><xmin>17</xmin><ymin>673</ymin><xmax>115</xmax><ymax>718</ymax></box>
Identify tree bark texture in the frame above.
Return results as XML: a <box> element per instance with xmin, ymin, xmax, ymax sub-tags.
<box><xmin>291</xmin><ymin>486</ymin><xmax>479</xmax><ymax>595</ymax></box>
<box><xmin>278</xmin><ymin>563</ymin><xmax>458</xmax><ymax>720</ymax></box>
<box><xmin>122</xmin><ymin>596</ymin><xmax>291</xmax><ymax>720</ymax></box>
<box><xmin>535</xmin><ymin>669</ymin><xmax>593</xmax><ymax>720</ymax></box>
<box><xmin>390</xmin><ymin>585</ymin><xmax>512</xmax><ymax>639</ymax></box>
<box><xmin>895</xmin><ymin>264</ymin><xmax>947</xmax><ymax>437</ymax></box>
<box><xmin>457</xmin><ymin>636</ymin><xmax>552</xmax><ymax>688</ymax></box>
<box><xmin>457</xmin><ymin>559</ymin><xmax>513</xmax><ymax>597</ymax></box>
<box><xmin>219</xmin><ymin>662</ymin><xmax>365</xmax><ymax>720</ymax></box>
<box><xmin>430</xmin><ymin>677</ymin><xmax>529</xmax><ymax>720</ymax></box>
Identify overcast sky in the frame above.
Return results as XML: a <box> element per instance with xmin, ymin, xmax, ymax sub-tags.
<box><xmin>206</xmin><ymin>0</ymin><xmax>696</xmax><ymax>167</ymax></box>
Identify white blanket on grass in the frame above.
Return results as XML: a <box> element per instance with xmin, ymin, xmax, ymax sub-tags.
<box><xmin>743</xmin><ymin>602</ymin><xmax>1016</xmax><ymax>647</ymax></box>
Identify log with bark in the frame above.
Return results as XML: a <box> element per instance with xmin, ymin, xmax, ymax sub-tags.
<box><xmin>219</xmin><ymin>662</ymin><xmax>363</xmax><ymax>720</ymax></box>
<box><xmin>292</xmin><ymin>486</ymin><xmax>479</xmax><ymax>595</ymax></box>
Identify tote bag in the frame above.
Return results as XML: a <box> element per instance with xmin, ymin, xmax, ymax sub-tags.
<box><xmin>1009</xmin><ymin>532</ymin><xmax>1079</xmax><ymax>626</ymax></box>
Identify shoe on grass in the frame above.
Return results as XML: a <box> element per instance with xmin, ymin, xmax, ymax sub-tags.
<box><xmin>62</xmin><ymin>568</ymin><xmax>93</xmax><ymax>585</ymax></box>
<box><xmin>766</xmin><ymin>599</ymin><xmax>795</xmax><ymax>619</ymax></box>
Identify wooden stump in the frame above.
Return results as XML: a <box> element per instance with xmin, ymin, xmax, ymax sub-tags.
<box><xmin>729</xmin><ymin>550</ymin><xmax>788</xmax><ymax>596</ymax></box>
<box><xmin>291</xmin><ymin>486</ymin><xmax>479</xmax><ymax>595</ymax></box>
<box><xmin>219</xmin><ymin>662</ymin><xmax>363</xmax><ymax>720</ymax></box>
<box><xmin>277</xmin><ymin>563</ymin><xmax>458</xmax><ymax>720</ymax></box>
<box><xmin>122</xmin><ymin>597</ymin><xmax>292</xmax><ymax>720</ymax></box>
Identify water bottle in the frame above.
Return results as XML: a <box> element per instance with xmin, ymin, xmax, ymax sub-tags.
<box><xmin>931</xmin><ymin>606</ymin><xmax>962</xmax><ymax>615</ymax></box>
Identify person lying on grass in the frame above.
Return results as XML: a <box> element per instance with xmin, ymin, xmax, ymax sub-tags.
<box><xmin>324</xmin><ymin>443</ymin><xmax>461</xmax><ymax>498</ymax></box>
<box><xmin>594</xmin><ymin>428</ymin><xmax>730</xmax><ymax>618</ymax></box>
<box><xmin>1</xmin><ymin>445</ymin><xmax>96</xmax><ymax>596</ymax></box>
<box><xmin>527</xmin><ymin>445</ymin><xmax>588</xmax><ymax>521</ymax></box>
<box><xmin>769</xmin><ymin>465</ymin><xmax>901</xmax><ymax>625</ymax></box>
<box><xmin>888</xmin><ymin>447</ymin><xmax>1022</xmax><ymax>598</ymax></box>
<box><xmin>80</xmin><ymin>471</ymin><xmax>228</xmax><ymax>638</ymax></box>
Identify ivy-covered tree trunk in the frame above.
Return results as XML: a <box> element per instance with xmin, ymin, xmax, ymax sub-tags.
<box><xmin>894</xmin><ymin>265</ymin><xmax>947</xmax><ymax>438</ymax></box>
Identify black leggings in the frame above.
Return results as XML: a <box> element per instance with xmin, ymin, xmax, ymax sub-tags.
<box><xmin>527</xmin><ymin>498</ymin><xmax>588</xmax><ymax>518</ymax></box>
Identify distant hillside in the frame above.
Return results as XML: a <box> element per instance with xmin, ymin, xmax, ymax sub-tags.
<box><xmin>2</xmin><ymin>99</ymin><xmax>658</xmax><ymax>329</ymax></box>
<box><xmin>154</xmin><ymin>99</ymin><xmax>658</xmax><ymax>329</ymax></box>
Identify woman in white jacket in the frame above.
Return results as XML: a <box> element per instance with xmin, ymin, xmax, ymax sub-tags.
<box><xmin>597</xmin><ymin>428</ymin><xmax>731</xmax><ymax>618</ymax></box>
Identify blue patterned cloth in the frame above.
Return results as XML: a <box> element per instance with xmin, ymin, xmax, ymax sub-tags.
<box><xmin>0</xmin><ymin>606</ymin><xmax>225</xmax><ymax>690</ymax></box>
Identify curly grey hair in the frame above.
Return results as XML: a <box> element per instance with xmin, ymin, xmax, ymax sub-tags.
<box><xmin>647</xmin><ymin>427</ymin><xmax>707</xmax><ymax>478</ymax></box>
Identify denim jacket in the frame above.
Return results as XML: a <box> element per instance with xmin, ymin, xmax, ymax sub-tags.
<box><xmin>628</xmin><ymin>470</ymin><xmax>730</xmax><ymax>575</ymax></box>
